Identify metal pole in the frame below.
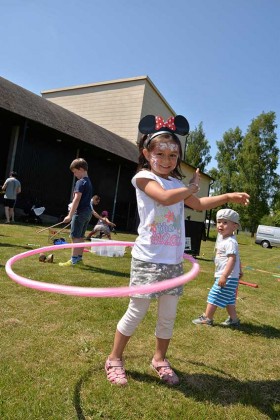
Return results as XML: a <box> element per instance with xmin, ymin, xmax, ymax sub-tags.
<box><xmin>8</xmin><ymin>126</ymin><xmax>20</xmax><ymax>175</ymax></box>
<box><xmin>112</xmin><ymin>164</ymin><xmax>121</xmax><ymax>222</ymax></box>
<box><xmin>206</xmin><ymin>180</ymin><xmax>215</xmax><ymax>238</ymax></box>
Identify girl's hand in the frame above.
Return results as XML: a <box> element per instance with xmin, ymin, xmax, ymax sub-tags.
<box><xmin>187</xmin><ymin>168</ymin><xmax>200</xmax><ymax>195</ymax></box>
<box><xmin>187</xmin><ymin>183</ymin><xmax>200</xmax><ymax>194</ymax></box>
<box><xmin>228</xmin><ymin>192</ymin><xmax>250</xmax><ymax>206</ymax></box>
<box><xmin>188</xmin><ymin>168</ymin><xmax>200</xmax><ymax>186</ymax></box>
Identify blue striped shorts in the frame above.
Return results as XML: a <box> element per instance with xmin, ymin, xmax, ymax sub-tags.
<box><xmin>207</xmin><ymin>277</ymin><xmax>238</xmax><ymax>308</ymax></box>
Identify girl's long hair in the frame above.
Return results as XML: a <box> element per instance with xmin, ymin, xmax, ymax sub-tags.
<box><xmin>136</xmin><ymin>133</ymin><xmax>184</xmax><ymax>180</ymax></box>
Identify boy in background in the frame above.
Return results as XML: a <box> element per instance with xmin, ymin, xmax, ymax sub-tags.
<box><xmin>59</xmin><ymin>158</ymin><xmax>92</xmax><ymax>266</ymax></box>
<box><xmin>192</xmin><ymin>208</ymin><xmax>242</xmax><ymax>327</ymax></box>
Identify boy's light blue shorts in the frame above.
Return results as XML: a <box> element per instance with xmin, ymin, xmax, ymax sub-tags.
<box><xmin>207</xmin><ymin>277</ymin><xmax>239</xmax><ymax>308</ymax></box>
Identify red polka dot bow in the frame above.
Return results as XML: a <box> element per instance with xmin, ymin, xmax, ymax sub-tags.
<box><xmin>138</xmin><ymin>114</ymin><xmax>189</xmax><ymax>136</ymax></box>
<box><xmin>155</xmin><ymin>116</ymin><xmax>176</xmax><ymax>131</ymax></box>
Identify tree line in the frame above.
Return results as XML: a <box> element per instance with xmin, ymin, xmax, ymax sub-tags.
<box><xmin>184</xmin><ymin>111</ymin><xmax>279</xmax><ymax>235</ymax></box>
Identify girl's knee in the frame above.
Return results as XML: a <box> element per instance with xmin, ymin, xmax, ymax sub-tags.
<box><xmin>155</xmin><ymin>295</ymin><xmax>179</xmax><ymax>338</ymax></box>
<box><xmin>117</xmin><ymin>298</ymin><xmax>150</xmax><ymax>336</ymax></box>
<box><xmin>155</xmin><ymin>318</ymin><xmax>176</xmax><ymax>339</ymax></box>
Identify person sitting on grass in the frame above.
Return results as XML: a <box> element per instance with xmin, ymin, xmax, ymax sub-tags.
<box><xmin>86</xmin><ymin>210</ymin><xmax>116</xmax><ymax>240</ymax></box>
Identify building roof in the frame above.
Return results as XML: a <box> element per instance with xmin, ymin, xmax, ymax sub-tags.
<box><xmin>0</xmin><ymin>76</ymin><xmax>138</xmax><ymax>163</ymax></box>
<box><xmin>41</xmin><ymin>75</ymin><xmax>176</xmax><ymax>115</ymax></box>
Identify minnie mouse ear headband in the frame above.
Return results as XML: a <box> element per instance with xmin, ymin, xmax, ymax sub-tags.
<box><xmin>138</xmin><ymin>115</ymin><xmax>190</xmax><ymax>148</ymax></box>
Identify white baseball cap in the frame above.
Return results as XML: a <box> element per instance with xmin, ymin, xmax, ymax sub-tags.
<box><xmin>216</xmin><ymin>209</ymin><xmax>240</xmax><ymax>227</ymax></box>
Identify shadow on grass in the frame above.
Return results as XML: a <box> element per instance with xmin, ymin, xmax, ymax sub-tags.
<box><xmin>205</xmin><ymin>237</ymin><xmax>217</xmax><ymax>243</ymax></box>
<box><xmin>73</xmin><ymin>364</ymin><xmax>279</xmax><ymax>419</ymax></box>
<box><xmin>131</xmin><ymin>371</ymin><xmax>279</xmax><ymax>419</ymax></box>
<box><xmin>0</xmin><ymin>242</ymin><xmax>33</xmax><ymax>250</ymax></box>
<box><xmin>0</xmin><ymin>263</ymin><xmax>8</xmax><ymax>269</ymax></box>
<box><xmin>77</xmin><ymin>264</ymin><xmax>130</xmax><ymax>279</ymax></box>
<box><xmin>73</xmin><ymin>369</ymin><xmax>93</xmax><ymax>420</ymax></box>
<box><xmin>217</xmin><ymin>322</ymin><xmax>280</xmax><ymax>339</ymax></box>
<box><xmin>196</xmin><ymin>257</ymin><xmax>214</xmax><ymax>262</ymax></box>
<box><xmin>177</xmin><ymin>359</ymin><xmax>280</xmax><ymax>419</ymax></box>
<box><xmin>177</xmin><ymin>373</ymin><xmax>280</xmax><ymax>419</ymax></box>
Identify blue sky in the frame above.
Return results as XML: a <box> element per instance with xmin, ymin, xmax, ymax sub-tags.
<box><xmin>1</xmin><ymin>0</ymin><xmax>279</xmax><ymax>172</ymax></box>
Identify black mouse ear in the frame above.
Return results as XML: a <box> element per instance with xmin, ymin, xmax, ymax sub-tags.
<box><xmin>174</xmin><ymin>115</ymin><xmax>190</xmax><ymax>136</ymax></box>
<box><xmin>138</xmin><ymin>115</ymin><xmax>156</xmax><ymax>134</ymax></box>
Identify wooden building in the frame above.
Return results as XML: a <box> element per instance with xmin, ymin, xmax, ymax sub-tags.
<box><xmin>41</xmin><ymin>76</ymin><xmax>179</xmax><ymax>146</ymax></box>
<box><xmin>42</xmin><ymin>76</ymin><xmax>213</xmax><ymax>243</ymax></box>
<box><xmin>1</xmin><ymin>75</ymin><xmax>213</xmax><ymax>249</ymax></box>
<box><xmin>0</xmin><ymin>77</ymin><xmax>138</xmax><ymax>231</ymax></box>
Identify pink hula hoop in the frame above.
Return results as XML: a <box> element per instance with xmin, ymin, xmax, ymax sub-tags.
<box><xmin>5</xmin><ymin>241</ymin><xmax>200</xmax><ymax>297</ymax></box>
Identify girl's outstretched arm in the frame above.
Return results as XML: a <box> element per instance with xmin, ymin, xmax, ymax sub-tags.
<box><xmin>184</xmin><ymin>192</ymin><xmax>250</xmax><ymax>211</ymax></box>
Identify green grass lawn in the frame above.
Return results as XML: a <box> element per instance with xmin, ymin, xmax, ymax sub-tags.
<box><xmin>0</xmin><ymin>223</ymin><xmax>279</xmax><ymax>419</ymax></box>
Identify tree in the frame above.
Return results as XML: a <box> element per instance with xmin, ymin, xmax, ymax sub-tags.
<box><xmin>184</xmin><ymin>122</ymin><xmax>211</xmax><ymax>172</ymax></box>
<box><xmin>236</xmin><ymin>112</ymin><xmax>279</xmax><ymax>235</ymax></box>
<box><xmin>214</xmin><ymin>127</ymin><xmax>243</xmax><ymax>193</ymax></box>
<box><xmin>208</xmin><ymin>167</ymin><xmax>220</xmax><ymax>195</ymax></box>
<box><xmin>207</xmin><ymin>128</ymin><xmax>243</xmax><ymax>223</ymax></box>
<box><xmin>261</xmin><ymin>211</ymin><xmax>280</xmax><ymax>227</ymax></box>
<box><xmin>207</xmin><ymin>113</ymin><xmax>279</xmax><ymax>234</ymax></box>
<box><xmin>272</xmin><ymin>190</ymin><xmax>280</xmax><ymax>213</ymax></box>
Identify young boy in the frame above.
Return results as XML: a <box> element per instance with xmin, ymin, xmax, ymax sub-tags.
<box><xmin>59</xmin><ymin>158</ymin><xmax>93</xmax><ymax>266</ymax></box>
<box><xmin>192</xmin><ymin>208</ymin><xmax>243</xmax><ymax>326</ymax></box>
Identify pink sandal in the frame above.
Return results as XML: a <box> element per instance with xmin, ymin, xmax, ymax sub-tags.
<box><xmin>105</xmin><ymin>358</ymin><xmax>128</xmax><ymax>386</ymax></box>
<box><xmin>151</xmin><ymin>358</ymin><xmax>179</xmax><ymax>385</ymax></box>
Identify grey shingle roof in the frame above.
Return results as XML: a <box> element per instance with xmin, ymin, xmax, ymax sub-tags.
<box><xmin>0</xmin><ymin>76</ymin><xmax>138</xmax><ymax>163</ymax></box>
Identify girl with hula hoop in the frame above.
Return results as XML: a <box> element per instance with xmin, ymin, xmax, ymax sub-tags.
<box><xmin>105</xmin><ymin>115</ymin><xmax>250</xmax><ymax>386</ymax></box>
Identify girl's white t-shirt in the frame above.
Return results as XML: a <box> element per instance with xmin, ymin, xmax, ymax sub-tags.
<box><xmin>131</xmin><ymin>170</ymin><xmax>185</xmax><ymax>265</ymax></box>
